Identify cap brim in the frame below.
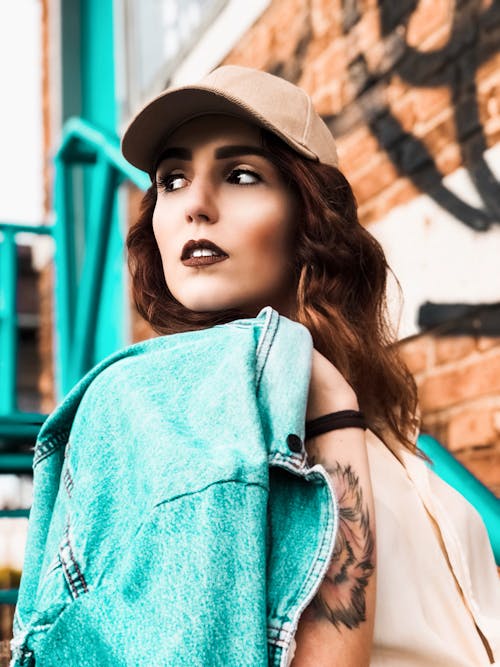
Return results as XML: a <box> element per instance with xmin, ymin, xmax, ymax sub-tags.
<box><xmin>121</xmin><ymin>85</ymin><xmax>318</xmax><ymax>174</ymax></box>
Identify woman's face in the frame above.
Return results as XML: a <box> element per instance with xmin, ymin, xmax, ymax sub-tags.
<box><xmin>152</xmin><ymin>114</ymin><xmax>297</xmax><ymax>317</ymax></box>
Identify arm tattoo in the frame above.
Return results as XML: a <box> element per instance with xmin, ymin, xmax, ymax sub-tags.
<box><xmin>307</xmin><ymin>461</ymin><xmax>375</xmax><ymax>630</ymax></box>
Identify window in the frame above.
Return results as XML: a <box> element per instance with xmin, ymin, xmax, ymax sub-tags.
<box><xmin>120</xmin><ymin>0</ymin><xmax>271</xmax><ymax>119</ymax></box>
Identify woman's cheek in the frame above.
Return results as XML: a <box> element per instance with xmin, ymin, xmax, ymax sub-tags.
<box><xmin>153</xmin><ymin>217</ymin><xmax>177</xmax><ymax>265</ymax></box>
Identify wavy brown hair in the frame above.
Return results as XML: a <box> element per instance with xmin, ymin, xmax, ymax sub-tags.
<box><xmin>126</xmin><ymin>129</ymin><xmax>419</xmax><ymax>451</ymax></box>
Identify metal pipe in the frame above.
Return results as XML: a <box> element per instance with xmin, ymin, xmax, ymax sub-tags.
<box><xmin>0</xmin><ymin>231</ymin><xmax>18</xmax><ymax>414</ymax></box>
<box><xmin>418</xmin><ymin>433</ymin><xmax>500</xmax><ymax>564</ymax></box>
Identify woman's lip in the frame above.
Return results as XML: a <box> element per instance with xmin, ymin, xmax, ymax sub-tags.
<box><xmin>181</xmin><ymin>239</ymin><xmax>227</xmax><ymax>259</ymax></box>
<box><xmin>181</xmin><ymin>255</ymin><xmax>229</xmax><ymax>267</ymax></box>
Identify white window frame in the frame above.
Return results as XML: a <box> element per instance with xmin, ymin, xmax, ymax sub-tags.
<box><xmin>169</xmin><ymin>0</ymin><xmax>272</xmax><ymax>86</ymax></box>
<box><xmin>118</xmin><ymin>0</ymin><xmax>271</xmax><ymax>123</ymax></box>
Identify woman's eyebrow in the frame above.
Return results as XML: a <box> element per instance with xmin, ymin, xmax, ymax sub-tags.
<box><xmin>156</xmin><ymin>145</ymin><xmax>273</xmax><ymax>165</ymax></box>
<box><xmin>214</xmin><ymin>145</ymin><xmax>273</xmax><ymax>160</ymax></box>
<box><xmin>156</xmin><ymin>147</ymin><xmax>191</xmax><ymax>163</ymax></box>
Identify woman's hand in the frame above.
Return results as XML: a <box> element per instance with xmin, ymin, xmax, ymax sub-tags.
<box><xmin>293</xmin><ymin>348</ymin><xmax>376</xmax><ymax>667</ymax></box>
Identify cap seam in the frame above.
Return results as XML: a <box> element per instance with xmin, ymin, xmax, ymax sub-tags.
<box><xmin>301</xmin><ymin>92</ymin><xmax>312</xmax><ymax>146</ymax></box>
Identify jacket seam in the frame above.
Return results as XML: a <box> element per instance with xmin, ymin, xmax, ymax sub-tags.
<box><xmin>152</xmin><ymin>478</ymin><xmax>268</xmax><ymax>509</ymax></box>
<box><xmin>255</xmin><ymin>308</ymin><xmax>280</xmax><ymax>392</ymax></box>
<box><xmin>59</xmin><ymin>517</ymin><xmax>89</xmax><ymax>599</ymax></box>
<box><xmin>33</xmin><ymin>434</ymin><xmax>67</xmax><ymax>467</ymax></box>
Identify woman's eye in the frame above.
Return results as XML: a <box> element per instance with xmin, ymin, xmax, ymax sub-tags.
<box><xmin>157</xmin><ymin>173</ymin><xmax>187</xmax><ymax>192</ymax></box>
<box><xmin>228</xmin><ymin>168</ymin><xmax>261</xmax><ymax>186</ymax></box>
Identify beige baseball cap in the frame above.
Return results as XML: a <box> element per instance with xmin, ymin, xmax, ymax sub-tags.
<box><xmin>121</xmin><ymin>65</ymin><xmax>338</xmax><ymax>174</ymax></box>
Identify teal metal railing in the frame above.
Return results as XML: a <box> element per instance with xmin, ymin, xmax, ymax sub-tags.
<box><xmin>53</xmin><ymin>117</ymin><xmax>149</xmax><ymax>396</ymax></box>
<box><xmin>419</xmin><ymin>434</ymin><xmax>500</xmax><ymax>562</ymax></box>
<box><xmin>0</xmin><ymin>114</ymin><xmax>151</xmax><ymax>413</ymax></box>
<box><xmin>0</xmin><ymin>223</ymin><xmax>53</xmax><ymax>416</ymax></box>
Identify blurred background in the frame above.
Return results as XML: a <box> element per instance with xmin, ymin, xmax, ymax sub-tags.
<box><xmin>0</xmin><ymin>0</ymin><xmax>499</xmax><ymax>661</ymax></box>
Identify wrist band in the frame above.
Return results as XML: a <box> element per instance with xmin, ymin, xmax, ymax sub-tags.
<box><xmin>305</xmin><ymin>409</ymin><xmax>366</xmax><ymax>439</ymax></box>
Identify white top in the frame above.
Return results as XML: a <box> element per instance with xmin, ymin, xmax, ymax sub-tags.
<box><xmin>366</xmin><ymin>427</ymin><xmax>500</xmax><ymax>666</ymax></box>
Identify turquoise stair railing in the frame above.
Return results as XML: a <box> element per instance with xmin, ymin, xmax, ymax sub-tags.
<box><xmin>53</xmin><ymin>117</ymin><xmax>149</xmax><ymax>396</ymax></box>
<box><xmin>418</xmin><ymin>434</ymin><xmax>500</xmax><ymax>563</ymax></box>
<box><xmin>0</xmin><ymin>222</ymin><xmax>52</xmax><ymax>416</ymax></box>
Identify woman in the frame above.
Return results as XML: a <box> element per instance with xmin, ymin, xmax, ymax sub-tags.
<box><xmin>122</xmin><ymin>65</ymin><xmax>500</xmax><ymax>666</ymax></box>
<box><xmin>12</xmin><ymin>65</ymin><xmax>498</xmax><ymax>667</ymax></box>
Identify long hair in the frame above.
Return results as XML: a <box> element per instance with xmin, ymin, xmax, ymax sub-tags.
<box><xmin>126</xmin><ymin>130</ymin><xmax>419</xmax><ymax>451</ymax></box>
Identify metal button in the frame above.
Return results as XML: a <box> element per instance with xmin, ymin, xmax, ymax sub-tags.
<box><xmin>287</xmin><ymin>433</ymin><xmax>303</xmax><ymax>453</ymax></box>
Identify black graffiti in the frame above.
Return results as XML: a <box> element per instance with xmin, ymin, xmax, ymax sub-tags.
<box><xmin>267</xmin><ymin>1</ymin><xmax>500</xmax><ymax>334</ymax></box>
<box><xmin>418</xmin><ymin>301</ymin><xmax>500</xmax><ymax>335</ymax></box>
<box><xmin>322</xmin><ymin>0</ymin><xmax>500</xmax><ymax>231</ymax></box>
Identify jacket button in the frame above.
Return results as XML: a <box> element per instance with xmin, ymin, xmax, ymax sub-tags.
<box><xmin>287</xmin><ymin>433</ymin><xmax>303</xmax><ymax>453</ymax></box>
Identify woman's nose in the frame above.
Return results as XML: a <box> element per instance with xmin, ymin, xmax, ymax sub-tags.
<box><xmin>184</xmin><ymin>180</ymin><xmax>218</xmax><ymax>225</ymax></box>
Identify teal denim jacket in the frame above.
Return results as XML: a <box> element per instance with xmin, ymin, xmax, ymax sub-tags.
<box><xmin>11</xmin><ymin>307</ymin><xmax>338</xmax><ymax>667</ymax></box>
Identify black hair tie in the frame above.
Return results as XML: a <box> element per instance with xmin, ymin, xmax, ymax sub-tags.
<box><xmin>305</xmin><ymin>409</ymin><xmax>366</xmax><ymax>440</ymax></box>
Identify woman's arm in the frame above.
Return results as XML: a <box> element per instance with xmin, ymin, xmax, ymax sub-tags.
<box><xmin>291</xmin><ymin>350</ymin><xmax>376</xmax><ymax>667</ymax></box>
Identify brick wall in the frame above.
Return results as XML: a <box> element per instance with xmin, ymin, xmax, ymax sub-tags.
<box><xmin>399</xmin><ymin>334</ymin><xmax>500</xmax><ymax>495</ymax></box>
<box><xmin>221</xmin><ymin>0</ymin><xmax>500</xmax><ymax>494</ymax></box>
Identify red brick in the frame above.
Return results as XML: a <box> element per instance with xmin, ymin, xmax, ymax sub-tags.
<box><xmin>344</xmin><ymin>32</ymin><xmax>362</xmax><ymax>65</ymax></box>
<box><xmin>416</xmin><ymin>113</ymin><xmax>458</xmax><ymax>161</ymax></box>
<box><xmin>385</xmin><ymin>74</ymin><xmax>410</xmax><ymax>107</ymax></box>
<box><xmin>349</xmin><ymin>154</ymin><xmax>400</xmax><ymax>204</ymax></box>
<box><xmin>310</xmin><ymin>40</ymin><xmax>348</xmax><ymax>90</ymax></box>
<box><xmin>414</xmin><ymin>22</ymin><xmax>454</xmax><ymax>52</ymax></box>
<box><xmin>484</xmin><ymin>115</ymin><xmax>500</xmax><ymax>148</ymax></box>
<box><xmin>351</xmin><ymin>9</ymin><xmax>380</xmax><ymax>51</ymax></box>
<box><xmin>390</xmin><ymin>94</ymin><xmax>418</xmax><ymax>134</ymax></box>
<box><xmin>434</xmin><ymin>336</ymin><xmax>476</xmax><ymax>365</ymax></box>
<box><xmin>476</xmin><ymin>52</ymin><xmax>500</xmax><ymax>94</ymax></box>
<box><xmin>420</xmin><ymin>417</ymin><xmax>449</xmax><ymax>446</ymax></box>
<box><xmin>224</xmin><ymin>0</ymin><xmax>311</xmax><ymax>69</ymax></box>
<box><xmin>447</xmin><ymin>408</ymin><xmax>499</xmax><ymax>452</ymax></box>
<box><xmin>357</xmin><ymin>178</ymin><xmax>420</xmax><ymax>226</ymax></box>
<box><xmin>406</xmin><ymin>0</ymin><xmax>453</xmax><ymax>48</ymax></box>
<box><xmin>398</xmin><ymin>336</ymin><xmax>431</xmax><ymax>375</ymax></box>
<box><xmin>476</xmin><ymin>337</ymin><xmax>500</xmax><ymax>352</ymax></box>
<box><xmin>310</xmin><ymin>0</ymin><xmax>343</xmax><ymax>42</ymax></box>
<box><xmin>478</xmin><ymin>82</ymin><xmax>500</xmax><ymax>129</ymax></box>
<box><xmin>311</xmin><ymin>80</ymin><xmax>345</xmax><ymax>115</ymax></box>
<box><xmin>413</xmin><ymin>87</ymin><xmax>452</xmax><ymax>125</ymax></box>
<box><xmin>434</xmin><ymin>143</ymin><xmax>462</xmax><ymax>175</ymax></box>
<box><xmin>419</xmin><ymin>350</ymin><xmax>500</xmax><ymax>411</ymax></box>
<box><xmin>337</xmin><ymin>125</ymin><xmax>380</xmax><ymax>173</ymax></box>
<box><xmin>454</xmin><ymin>445</ymin><xmax>500</xmax><ymax>496</ymax></box>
